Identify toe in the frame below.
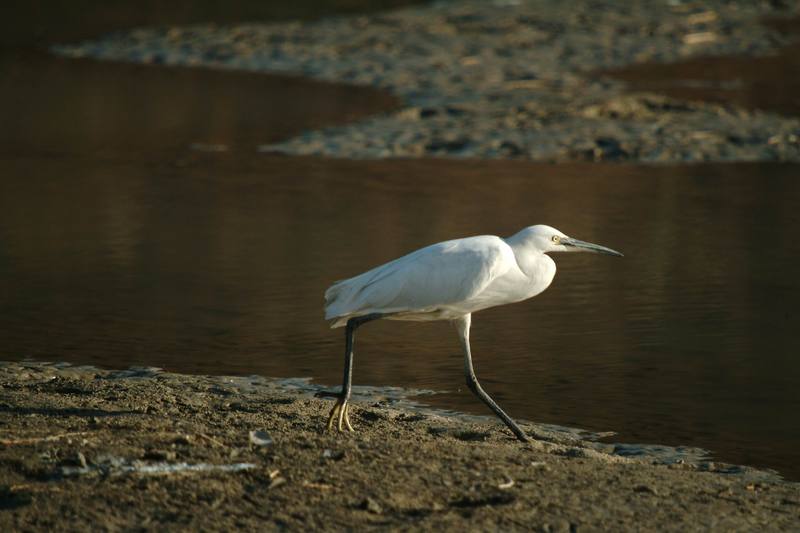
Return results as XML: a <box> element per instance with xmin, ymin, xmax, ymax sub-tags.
<box><xmin>343</xmin><ymin>404</ymin><xmax>355</xmax><ymax>432</ymax></box>
<box><xmin>336</xmin><ymin>401</ymin><xmax>347</xmax><ymax>432</ymax></box>
<box><xmin>326</xmin><ymin>402</ymin><xmax>340</xmax><ymax>431</ymax></box>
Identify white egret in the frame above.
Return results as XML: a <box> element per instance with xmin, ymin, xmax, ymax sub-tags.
<box><xmin>324</xmin><ymin>224</ymin><xmax>622</xmax><ymax>441</ymax></box>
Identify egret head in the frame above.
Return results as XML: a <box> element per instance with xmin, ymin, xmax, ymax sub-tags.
<box><xmin>516</xmin><ymin>225</ymin><xmax>623</xmax><ymax>257</ymax></box>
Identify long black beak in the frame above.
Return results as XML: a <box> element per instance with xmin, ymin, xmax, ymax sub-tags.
<box><xmin>562</xmin><ymin>237</ymin><xmax>623</xmax><ymax>257</ymax></box>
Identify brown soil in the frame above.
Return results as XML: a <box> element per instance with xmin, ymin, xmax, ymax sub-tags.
<box><xmin>1</xmin><ymin>362</ymin><xmax>798</xmax><ymax>531</ymax></box>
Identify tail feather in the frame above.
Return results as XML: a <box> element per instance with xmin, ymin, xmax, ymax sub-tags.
<box><xmin>324</xmin><ymin>257</ymin><xmax>407</xmax><ymax>328</ymax></box>
<box><xmin>324</xmin><ymin>279</ymin><xmax>355</xmax><ymax>327</ymax></box>
<box><xmin>329</xmin><ymin>315</ymin><xmax>350</xmax><ymax>328</ymax></box>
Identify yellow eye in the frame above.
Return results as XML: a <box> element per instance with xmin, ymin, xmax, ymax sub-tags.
<box><xmin>551</xmin><ymin>235</ymin><xmax>560</xmax><ymax>243</ymax></box>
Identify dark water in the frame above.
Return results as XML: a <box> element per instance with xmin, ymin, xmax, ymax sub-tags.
<box><xmin>0</xmin><ymin>49</ymin><xmax>399</xmax><ymax>160</ymax></box>
<box><xmin>3</xmin><ymin>154</ymin><xmax>800</xmax><ymax>478</ymax></box>
<box><xmin>2</xmin><ymin>7</ymin><xmax>800</xmax><ymax>480</ymax></box>
<box><xmin>2</xmin><ymin>1</ymin><xmax>429</xmax><ymax>48</ymax></box>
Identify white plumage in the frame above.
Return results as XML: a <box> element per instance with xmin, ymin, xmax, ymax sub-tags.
<box><xmin>323</xmin><ymin>224</ymin><xmax>622</xmax><ymax>441</ymax></box>
<box><xmin>326</xmin><ymin>229</ymin><xmax>557</xmax><ymax>327</ymax></box>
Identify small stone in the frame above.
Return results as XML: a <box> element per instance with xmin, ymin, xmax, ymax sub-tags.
<box><xmin>361</xmin><ymin>497</ymin><xmax>383</xmax><ymax>514</ymax></box>
<box><xmin>173</xmin><ymin>435</ymin><xmax>192</xmax><ymax>446</ymax></box>
<box><xmin>76</xmin><ymin>452</ymin><xmax>88</xmax><ymax>469</ymax></box>
<box><xmin>60</xmin><ymin>452</ymin><xmax>88</xmax><ymax>468</ymax></box>
<box><xmin>267</xmin><ymin>476</ymin><xmax>286</xmax><ymax>489</ymax></box>
<box><xmin>249</xmin><ymin>430</ymin><xmax>274</xmax><ymax>448</ymax></box>
<box><xmin>542</xmin><ymin>520</ymin><xmax>571</xmax><ymax>533</ymax></box>
<box><xmin>322</xmin><ymin>449</ymin><xmax>345</xmax><ymax>461</ymax></box>
<box><xmin>593</xmin><ymin>137</ymin><xmax>628</xmax><ymax>160</ymax></box>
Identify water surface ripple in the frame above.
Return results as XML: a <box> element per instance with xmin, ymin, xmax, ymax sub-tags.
<box><xmin>2</xmin><ymin>154</ymin><xmax>799</xmax><ymax>479</ymax></box>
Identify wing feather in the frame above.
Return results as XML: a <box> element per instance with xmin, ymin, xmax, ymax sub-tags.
<box><xmin>324</xmin><ymin>236</ymin><xmax>513</xmax><ymax>326</ymax></box>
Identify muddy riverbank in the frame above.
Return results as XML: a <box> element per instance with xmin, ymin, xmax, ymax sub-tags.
<box><xmin>53</xmin><ymin>0</ymin><xmax>800</xmax><ymax>162</ymax></box>
<box><xmin>1</xmin><ymin>362</ymin><xmax>798</xmax><ymax>530</ymax></box>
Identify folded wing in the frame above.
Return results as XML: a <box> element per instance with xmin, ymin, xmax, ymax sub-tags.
<box><xmin>324</xmin><ymin>236</ymin><xmax>514</xmax><ymax>327</ymax></box>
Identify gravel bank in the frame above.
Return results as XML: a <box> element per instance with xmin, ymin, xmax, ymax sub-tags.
<box><xmin>2</xmin><ymin>361</ymin><xmax>799</xmax><ymax>530</ymax></box>
<box><xmin>53</xmin><ymin>0</ymin><xmax>800</xmax><ymax>163</ymax></box>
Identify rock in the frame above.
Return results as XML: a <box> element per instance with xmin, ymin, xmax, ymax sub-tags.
<box><xmin>60</xmin><ymin>452</ymin><xmax>89</xmax><ymax>469</ymax></box>
<box><xmin>322</xmin><ymin>449</ymin><xmax>345</xmax><ymax>461</ymax></box>
<box><xmin>593</xmin><ymin>137</ymin><xmax>628</xmax><ymax>160</ymax></box>
<box><xmin>173</xmin><ymin>435</ymin><xmax>192</xmax><ymax>446</ymax></box>
<box><xmin>268</xmin><ymin>470</ymin><xmax>287</xmax><ymax>490</ymax></box>
<box><xmin>249</xmin><ymin>430</ymin><xmax>274</xmax><ymax>448</ymax></box>
<box><xmin>541</xmin><ymin>520</ymin><xmax>572</xmax><ymax>533</ymax></box>
<box><xmin>360</xmin><ymin>497</ymin><xmax>383</xmax><ymax>514</ymax></box>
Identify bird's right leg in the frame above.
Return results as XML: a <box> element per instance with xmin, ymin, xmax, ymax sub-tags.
<box><xmin>453</xmin><ymin>314</ymin><xmax>529</xmax><ymax>442</ymax></box>
<box><xmin>326</xmin><ymin>313</ymin><xmax>383</xmax><ymax>433</ymax></box>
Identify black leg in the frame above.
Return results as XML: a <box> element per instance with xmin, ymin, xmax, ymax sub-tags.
<box><xmin>326</xmin><ymin>313</ymin><xmax>383</xmax><ymax>432</ymax></box>
<box><xmin>453</xmin><ymin>314</ymin><xmax>529</xmax><ymax>442</ymax></box>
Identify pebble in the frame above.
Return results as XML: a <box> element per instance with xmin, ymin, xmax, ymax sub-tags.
<box><xmin>76</xmin><ymin>452</ymin><xmax>88</xmax><ymax>469</ymax></box>
<box><xmin>322</xmin><ymin>449</ymin><xmax>345</xmax><ymax>461</ymax></box>
<box><xmin>360</xmin><ymin>497</ymin><xmax>383</xmax><ymax>514</ymax></box>
<box><xmin>173</xmin><ymin>435</ymin><xmax>192</xmax><ymax>446</ymax></box>
<box><xmin>248</xmin><ymin>430</ymin><xmax>274</xmax><ymax>448</ymax></box>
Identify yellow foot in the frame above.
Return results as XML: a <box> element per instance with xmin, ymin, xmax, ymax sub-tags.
<box><xmin>326</xmin><ymin>399</ymin><xmax>354</xmax><ymax>432</ymax></box>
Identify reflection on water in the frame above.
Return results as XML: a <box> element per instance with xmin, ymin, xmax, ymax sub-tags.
<box><xmin>1</xmin><ymin>1</ymin><xmax>429</xmax><ymax>48</ymax></box>
<box><xmin>0</xmin><ymin>49</ymin><xmax>399</xmax><ymax>159</ymax></box>
<box><xmin>2</xmin><ymin>153</ymin><xmax>799</xmax><ymax>479</ymax></box>
<box><xmin>602</xmin><ymin>18</ymin><xmax>800</xmax><ymax>116</ymax></box>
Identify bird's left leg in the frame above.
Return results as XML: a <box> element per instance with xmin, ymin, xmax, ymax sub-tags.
<box><xmin>453</xmin><ymin>314</ymin><xmax>529</xmax><ymax>442</ymax></box>
<box><xmin>326</xmin><ymin>313</ymin><xmax>383</xmax><ymax>433</ymax></box>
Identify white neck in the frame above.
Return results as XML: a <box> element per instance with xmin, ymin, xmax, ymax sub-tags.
<box><xmin>504</xmin><ymin>233</ymin><xmax>557</xmax><ymax>287</ymax></box>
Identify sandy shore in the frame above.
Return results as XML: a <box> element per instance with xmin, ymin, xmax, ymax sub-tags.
<box><xmin>53</xmin><ymin>0</ymin><xmax>800</xmax><ymax>163</ymax></box>
<box><xmin>1</xmin><ymin>361</ymin><xmax>798</xmax><ymax>530</ymax></box>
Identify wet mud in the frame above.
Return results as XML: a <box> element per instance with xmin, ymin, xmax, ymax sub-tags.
<box><xmin>1</xmin><ymin>362</ymin><xmax>798</xmax><ymax>531</ymax></box>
